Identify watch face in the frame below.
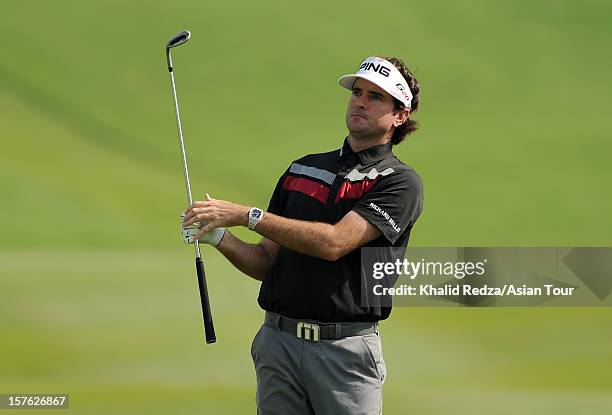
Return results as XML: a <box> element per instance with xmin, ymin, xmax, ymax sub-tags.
<box><xmin>251</xmin><ymin>210</ymin><xmax>261</xmax><ymax>219</ymax></box>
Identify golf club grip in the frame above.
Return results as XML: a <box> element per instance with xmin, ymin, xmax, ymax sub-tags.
<box><xmin>195</xmin><ymin>257</ymin><xmax>216</xmax><ymax>343</ymax></box>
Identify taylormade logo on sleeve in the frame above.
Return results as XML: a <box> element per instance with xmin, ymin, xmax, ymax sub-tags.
<box><xmin>369</xmin><ymin>202</ymin><xmax>401</xmax><ymax>233</ymax></box>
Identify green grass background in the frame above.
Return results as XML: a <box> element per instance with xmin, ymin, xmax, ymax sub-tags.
<box><xmin>1</xmin><ymin>0</ymin><xmax>611</xmax><ymax>413</ymax></box>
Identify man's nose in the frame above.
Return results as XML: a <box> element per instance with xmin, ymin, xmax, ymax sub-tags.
<box><xmin>354</xmin><ymin>95</ymin><xmax>367</xmax><ymax>109</ymax></box>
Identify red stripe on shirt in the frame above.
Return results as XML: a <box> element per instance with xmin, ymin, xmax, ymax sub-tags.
<box><xmin>283</xmin><ymin>175</ymin><xmax>329</xmax><ymax>204</ymax></box>
<box><xmin>334</xmin><ymin>178</ymin><xmax>379</xmax><ymax>203</ymax></box>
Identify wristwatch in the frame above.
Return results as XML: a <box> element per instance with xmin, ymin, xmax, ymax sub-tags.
<box><xmin>248</xmin><ymin>207</ymin><xmax>265</xmax><ymax>231</ymax></box>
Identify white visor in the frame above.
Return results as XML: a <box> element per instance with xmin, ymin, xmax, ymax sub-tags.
<box><xmin>338</xmin><ymin>56</ymin><xmax>413</xmax><ymax>109</ymax></box>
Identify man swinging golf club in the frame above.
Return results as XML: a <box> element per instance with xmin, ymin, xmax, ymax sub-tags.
<box><xmin>182</xmin><ymin>55</ymin><xmax>423</xmax><ymax>414</ymax></box>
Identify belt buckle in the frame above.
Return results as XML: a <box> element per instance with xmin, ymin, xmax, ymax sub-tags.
<box><xmin>296</xmin><ymin>322</ymin><xmax>320</xmax><ymax>341</ymax></box>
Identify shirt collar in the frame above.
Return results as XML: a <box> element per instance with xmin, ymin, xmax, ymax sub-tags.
<box><xmin>338</xmin><ymin>137</ymin><xmax>393</xmax><ymax>165</ymax></box>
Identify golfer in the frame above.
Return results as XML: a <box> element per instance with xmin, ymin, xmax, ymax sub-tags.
<box><xmin>182</xmin><ymin>55</ymin><xmax>423</xmax><ymax>414</ymax></box>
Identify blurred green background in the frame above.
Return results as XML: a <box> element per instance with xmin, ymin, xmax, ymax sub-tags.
<box><xmin>1</xmin><ymin>0</ymin><xmax>611</xmax><ymax>414</ymax></box>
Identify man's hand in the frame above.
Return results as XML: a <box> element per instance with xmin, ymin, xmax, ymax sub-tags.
<box><xmin>180</xmin><ymin>212</ymin><xmax>226</xmax><ymax>246</ymax></box>
<box><xmin>182</xmin><ymin>194</ymin><xmax>250</xmax><ymax>240</ymax></box>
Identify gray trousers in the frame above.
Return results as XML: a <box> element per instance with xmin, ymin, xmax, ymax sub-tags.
<box><xmin>251</xmin><ymin>312</ymin><xmax>387</xmax><ymax>415</ymax></box>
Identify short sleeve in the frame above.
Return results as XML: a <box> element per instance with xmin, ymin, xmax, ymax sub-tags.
<box><xmin>352</xmin><ymin>169</ymin><xmax>423</xmax><ymax>244</ymax></box>
<box><xmin>266</xmin><ymin>168</ymin><xmax>289</xmax><ymax>215</ymax></box>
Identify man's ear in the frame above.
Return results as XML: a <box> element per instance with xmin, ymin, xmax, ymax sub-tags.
<box><xmin>393</xmin><ymin>108</ymin><xmax>411</xmax><ymax>127</ymax></box>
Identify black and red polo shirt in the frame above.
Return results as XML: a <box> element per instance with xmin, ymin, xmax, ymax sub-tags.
<box><xmin>258</xmin><ymin>138</ymin><xmax>423</xmax><ymax>322</ymax></box>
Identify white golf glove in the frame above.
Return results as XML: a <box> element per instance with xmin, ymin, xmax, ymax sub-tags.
<box><xmin>180</xmin><ymin>213</ymin><xmax>226</xmax><ymax>246</ymax></box>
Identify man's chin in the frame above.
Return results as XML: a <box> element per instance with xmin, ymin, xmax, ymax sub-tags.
<box><xmin>347</xmin><ymin>128</ymin><xmax>364</xmax><ymax>138</ymax></box>
<box><xmin>347</xmin><ymin>124</ymin><xmax>389</xmax><ymax>141</ymax></box>
<box><xmin>347</xmin><ymin>129</ymin><xmax>374</xmax><ymax>140</ymax></box>
<box><xmin>347</xmin><ymin>119</ymin><xmax>368</xmax><ymax>133</ymax></box>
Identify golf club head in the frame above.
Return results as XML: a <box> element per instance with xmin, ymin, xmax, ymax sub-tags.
<box><xmin>167</xmin><ymin>30</ymin><xmax>191</xmax><ymax>49</ymax></box>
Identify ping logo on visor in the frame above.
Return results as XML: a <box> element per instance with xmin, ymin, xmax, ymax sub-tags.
<box><xmin>359</xmin><ymin>61</ymin><xmax>391</xmax><ymax>77</ymax></box>
<box><xmin>338</xmin><ymin>56</ymin><xmax>413</xmax><ymax>109</ymax></box>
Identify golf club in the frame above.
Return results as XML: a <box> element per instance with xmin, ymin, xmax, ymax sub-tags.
<box><xmin>166</xmin><ymin>30</ymin><xmax>216</xmax><ymax>344</ymax></box>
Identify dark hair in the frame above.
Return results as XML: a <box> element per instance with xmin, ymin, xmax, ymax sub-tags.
<box><xmin>377</xmin><ymin>56</ymin><xmax>421</xmax><ymax>145</ymax></box>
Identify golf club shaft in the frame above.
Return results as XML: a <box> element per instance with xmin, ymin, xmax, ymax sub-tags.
<box><xmin>168</xmin><ymin>61</ymin><xmax>216</xmax><ymax>344</ymax></box>
<box><xmin>169</xmin><ymin>70</ymin><xmax>196</xmax><ymax>226</ymax></box>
